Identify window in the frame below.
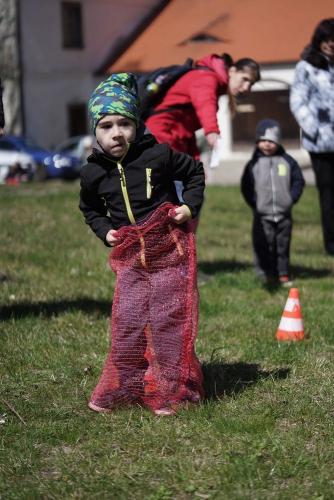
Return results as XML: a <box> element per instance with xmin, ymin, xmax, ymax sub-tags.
<box><xmin>0</xmin><ymin>140</ymin><xmax>16</xmax><ymax>151</ymax></box>
<box><xmin>178</xmin><ymin>33</ymin><xmax>225</xmax><ymax>46</ymax></box>
<box><xmin>232</xmin><ymin>89</ymin><xmax>300</xmax><ymax>144</ymax></box>
<box><xmin>67</xmin><ymin>103</ymin><xmax>87</xmax><ymax>137</ymax></box>
<box><xmin>61</xmin><ymin>2</ymin><xmax>84</xmax><ymax>49</ymax></box>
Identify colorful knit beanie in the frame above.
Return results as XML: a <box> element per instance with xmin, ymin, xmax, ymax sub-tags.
<box><xmin>88</xmin><ymin>73</ymin><xmax>140</xmax><ymax>132</ymax></box>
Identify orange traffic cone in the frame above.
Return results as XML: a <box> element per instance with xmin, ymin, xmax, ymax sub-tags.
<box><xmin>276</xmin><ymin>288</ymin><xmax>304</xmax><ymax>341</ymax></box>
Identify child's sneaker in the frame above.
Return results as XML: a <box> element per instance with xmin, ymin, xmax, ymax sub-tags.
<box><xmin>153</xmin><ymin>407</ymin><xmax>176</xmax><ymax>416</ymax></box>
<box><xmin>279</xmin><ymin>275</ymin><xmax>293</xmax><ymax>287</ymax></box>
<box><xmin>153</xmin><ymin>404</ymin><xmax>176</xmax><ymax>417</ymax></box>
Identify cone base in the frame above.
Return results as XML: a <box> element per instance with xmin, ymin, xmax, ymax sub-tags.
<box><xmin>276</xmin><ymin>329</ymin><xmax>304</xmax><ymax>341</ymax></box>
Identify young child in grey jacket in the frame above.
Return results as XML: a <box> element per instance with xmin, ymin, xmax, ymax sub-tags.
<box><xmin>241</xmin><ymin>119</ymin><xmax>305</xmax><ymax>286</ymax></box>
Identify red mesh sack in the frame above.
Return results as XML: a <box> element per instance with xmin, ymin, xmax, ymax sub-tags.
<box><xmin>89</xmin><ymin>202</ymin><xmax>204</xmax><ymax>414</ymax></box>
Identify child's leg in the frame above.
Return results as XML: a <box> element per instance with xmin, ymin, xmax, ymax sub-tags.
<box><xmin>143</xmin><ymin>254</ymin><xmax>203</xmax><ymax>411</ymax></box>
<box><xmin>276</xmin><ymin>217</ymin><xmax>292</xmax><ymax>277</ymax></box>
<box><xmin>89</xmin><ymin>267</ymin><xmax>149</xmax><ymax>411</ymax></box>
<box><xmin>252</xmin><ymin>215</ymin><xmax>276</xmax><ymax>279</ymax></box>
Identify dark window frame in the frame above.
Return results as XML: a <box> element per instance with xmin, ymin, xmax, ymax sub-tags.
<box><xmin>232</xmin><ymin>88</ymin><xmax>300</xmax><ymax>144</ymax></box>
<box><xmin>61</xmin><ymin>1</ymin><xmax>84</xmax><ymax>49</ymax></box>
<box><xmin>67</xmin><ymin>103</ymin><xmax>88</xmax><ymax>137</ymax></box>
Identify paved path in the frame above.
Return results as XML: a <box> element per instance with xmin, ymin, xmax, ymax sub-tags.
<box><xmin>202</xmin><ymin>149</ymin><xmax>315</xmax><ymax>186</ymax></box>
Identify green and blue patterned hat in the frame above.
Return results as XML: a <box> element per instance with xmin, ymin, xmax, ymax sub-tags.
<box><xmin>88</xmin><ymin>73</ymin><xmax>140</xmax><ymax>132</ymax></box>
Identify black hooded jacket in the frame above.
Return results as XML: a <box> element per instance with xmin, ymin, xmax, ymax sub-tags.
<box><xmin>79</xmin><ymin>134</ymin><xmax>205</xmax><ymax>244</ymax></box>
<box><xmin>0</xmin><ymin>79</ymin><xmax>5</xmax><ymax>129</ymax></box>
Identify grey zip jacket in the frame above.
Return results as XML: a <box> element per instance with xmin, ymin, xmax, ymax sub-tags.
<box><xmin>241</xmin><ymin>146</ymin><xmax>305</xmax><ymax>222</ymax></box>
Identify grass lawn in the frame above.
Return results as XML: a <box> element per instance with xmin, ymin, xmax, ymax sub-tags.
<box><xmin>1</xmin><ymin>180</ymin><xmax>334</xmax><ymax>499</ymax></box>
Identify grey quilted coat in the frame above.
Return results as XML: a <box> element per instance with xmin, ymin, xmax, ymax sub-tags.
<box><xmin>290</xmin><ymin>48</ymin><xmax>334</xmax><ymax>153</ymax></box>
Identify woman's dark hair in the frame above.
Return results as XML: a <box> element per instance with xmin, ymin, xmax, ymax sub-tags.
<box><xmin>219</xmin><ymin>54</ymin><xmax>261</xmax><ymax>82</ymax></box>
<box><xmin>235</xmin><ymin>58</ymin><xmax>261</xmax><ymax>82</ymax></box>
<box><xmin>220</xmin><ymin>53</ymin><xmax>234</xmax><ymax>68</ymax></box>
<box><xmin>311</xmin><ymin>18</ymin><xmax>334</xmax><ymax>49</ymax></box>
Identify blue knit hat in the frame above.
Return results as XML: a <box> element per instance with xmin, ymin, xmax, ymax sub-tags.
<box><xmin>255</xmin><ymin>119</ymin><xmax>281</xmax><ymax>145</ymax></box>
<box><xmin>88</xmin><ymin>73</ymin><xmax>140</xmax><ymax>132</ymax></box>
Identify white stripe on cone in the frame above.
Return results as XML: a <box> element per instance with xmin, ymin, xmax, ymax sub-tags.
<box><xmin>285</xmin><ymin>298</ymin><xmax>300</xmax><ymax>312</ymax></box>
<box><xmin>278</xmin><ymin>316</ymin><xmax>303</xmax><ymax>332</ymax></box>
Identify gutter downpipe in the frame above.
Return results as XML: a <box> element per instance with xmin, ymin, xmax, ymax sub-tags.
<box><xmin>15</xmin><ymin>0</ymin><xmax>25</xmax><ymax>135</ymax></box>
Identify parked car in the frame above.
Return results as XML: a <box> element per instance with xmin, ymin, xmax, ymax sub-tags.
<box><xmin>0</xmin><ymin>147</ymin><xmax>35</xmax><ymax>184</ymax></box>
<box><xmin>0</xmin><ymin>136</ymin><xmax>81</xmax><ymax>181</ymax></box>
<box><xmin>54</xmin><ymin>135</ymin><xmax>95</xmax><ymax>169</ymax></box>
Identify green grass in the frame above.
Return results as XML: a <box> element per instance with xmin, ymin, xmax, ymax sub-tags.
<box><xmin>1</xmin><ymin>181</ymin><xmax>334</xmax><ymax>499</ymax></box>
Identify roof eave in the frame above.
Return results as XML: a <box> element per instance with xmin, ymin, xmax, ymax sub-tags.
<box><xmin>94</xmin><ymin>0</ymin><xmax>171</xmax><ymax>76</ymax></box>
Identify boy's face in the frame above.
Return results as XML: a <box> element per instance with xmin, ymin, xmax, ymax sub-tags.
<box><xmin>257</xmin><ymin>140</ymin><xmax>279</xmax><ymax>156</ymax></box>
<box><xmin>95</xmin><ymin>114</ymin><xmax>136</xmax><ymax>158</ymax></box>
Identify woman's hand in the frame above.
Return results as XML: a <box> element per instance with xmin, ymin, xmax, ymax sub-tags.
<box><xmin>106</xmin><ymin>229</ymin><xmax>120</xmax><ymax>246</ymax></box>
<box><xmin>170</xmin><ymin>205</ymin><xmax>192</xmax><ymax>224</ymax></box>
<box><xmin>206</xmin><ymin>132</ymin><xmax>220</xmax><ymax>148</ymax></box>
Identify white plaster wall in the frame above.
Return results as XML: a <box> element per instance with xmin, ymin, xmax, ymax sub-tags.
<box><xmin>19</xmin><ymin>0</ymin><xmax>161</xmax><ymax>148</ymax></box>
<box><xmin>252</xmin><ymin>66</ymin><xmax>296</xmax><ymax>91</ymax></box>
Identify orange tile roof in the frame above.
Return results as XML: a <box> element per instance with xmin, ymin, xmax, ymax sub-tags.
<box><xmin>108</xmin><ymin>0</ymin><xmax>334</xmax><ymax>72</ymax></box>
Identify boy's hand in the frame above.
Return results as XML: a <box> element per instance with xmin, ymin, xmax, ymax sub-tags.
<box><xmin>171</xmin><ymin>205</ymin><xmax>192</xmax><ymax>224</ymax></box>
<box><xmin>106</xmin><ymin>229</ymin><xmax>120</xmax><ymax>246</ymax></box>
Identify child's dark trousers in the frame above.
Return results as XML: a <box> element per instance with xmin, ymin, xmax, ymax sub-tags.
<box><xmin>252</xmin><ymin>213</ymin><xmax>292</xmax><ymax>279</ymax></box>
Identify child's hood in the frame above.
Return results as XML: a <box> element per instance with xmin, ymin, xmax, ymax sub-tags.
<box><xmin>195</xmin><ymin>54</ymin><xmax>229</xmax><ymax>87</ymax></box>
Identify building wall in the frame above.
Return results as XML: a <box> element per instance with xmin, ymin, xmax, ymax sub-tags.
<box><xmin>0</xmin><ymin>0</ymin><xmax>22</xmax><ymax>135</ymax></box>
<box><xmin>19</xmin><ymin>0</ymin><xmax>161</xmax><ymax>148</ymax></box>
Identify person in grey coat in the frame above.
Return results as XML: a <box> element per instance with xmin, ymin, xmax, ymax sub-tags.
<box><xmin>241</xmin><ymin>119</ymin><xmax>305</xmax><ymax>286</ymax></box>
<box><xmin>290</xmin><ymin>18</ymin><xmax>334</xmax><ymax>255</ymax></box>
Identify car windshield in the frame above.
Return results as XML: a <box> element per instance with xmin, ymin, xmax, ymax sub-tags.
<box><xmin>55</xmin><ymin>138</ymin><xmax>79</xmax><ymax>153</ymax></box>
<box><xmin>0</xmin><ymin>140</ymin><xmax>16</xmax><ymax>151</ymax></box>
<box><xmin>17</xmin><ymin>137</ymin><xmax>48</xmax><ymax>153</ymax></box>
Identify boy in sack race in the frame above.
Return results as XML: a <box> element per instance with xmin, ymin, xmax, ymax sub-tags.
<box><xmin>79</xmin><ymin>73</ymin><xmax>205</xmax><ymax>416</ymax></box>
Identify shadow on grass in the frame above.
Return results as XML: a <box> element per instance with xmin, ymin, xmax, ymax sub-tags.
<box><xmin>202</xmin><ymin>360</ymin><xmax>290</xmax><ymax>400</ymax></box>
<box><xmin>198</xmin><ymin>260</ymin><xmax>252</xmax><ymax>275</ymax></box>
<box><xmin>290</xmin><ymin>264</ymin><xmax>332</xmax><ymax>279</ymax></box>
<box><xmin>262</xmin><ymin>263</ymin><xmax>333</xmax><ymax>294</ymax></box>
<box><xmin>198</xmin><ymin>260</ymin><xmax>332</xmax><ymax>279</ymax></box>
<box><xmin>0</xmin><ymin>298</ymin><xmax>111</xmax><ymax>320</ymax></box>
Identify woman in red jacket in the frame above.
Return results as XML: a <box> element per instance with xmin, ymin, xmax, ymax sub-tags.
<box><xmin>145</xmin><ymin>54</ymin><xmax>260</xmax><ymax>159</ymax></box>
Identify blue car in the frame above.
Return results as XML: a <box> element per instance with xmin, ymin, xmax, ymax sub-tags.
<box><xmin>0</xmin><ymin>136</ymin><xmax>81</xmax><ymax>180</ymax></box>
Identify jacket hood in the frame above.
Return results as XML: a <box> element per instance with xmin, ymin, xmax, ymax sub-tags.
<box><xmin>195</xmin><ymin>54</ymin><xmax>229</xmax><ymax>87</ymax></box>
<box><xmin>301</xmin><ymin>45</ymin><xmax>331</xmax><ymax>70</ymax></box>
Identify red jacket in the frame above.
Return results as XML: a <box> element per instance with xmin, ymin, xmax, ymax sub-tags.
<box><xmin>146</xmin><ymin>55</ymin><xmax>229</xmax><ymax>157</ymax></box>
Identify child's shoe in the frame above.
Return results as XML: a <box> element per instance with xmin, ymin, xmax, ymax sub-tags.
<box><xmin>279</xmin><ymin>275</ymin><xmax>293</xmax><ymax>288</ymax></box>
<box><xmin>153</xmin><ymin>406</ymin><xmax>176</xmax><ymax>416</ymax></box>
<box><xmin>88</xmin><ymin>401</ymin><xmax>113</xmax><ymax>413</ymax></box>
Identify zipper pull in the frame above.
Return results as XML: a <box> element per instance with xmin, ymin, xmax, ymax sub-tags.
<box><xmin>146</xmin><ymin>168</ymin><xmax>152</xmax><ymax>199</ymax></box>
<box><xmin>117</xmin><ymin>162</ymin><xmax>125</xmax><ymax>186</ymax></box>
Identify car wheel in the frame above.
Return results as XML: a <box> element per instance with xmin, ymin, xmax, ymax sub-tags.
<box><xmin>33</xmin><ymin>163</ymin><xmax>47</xmax><ymax>182</ymax></box>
